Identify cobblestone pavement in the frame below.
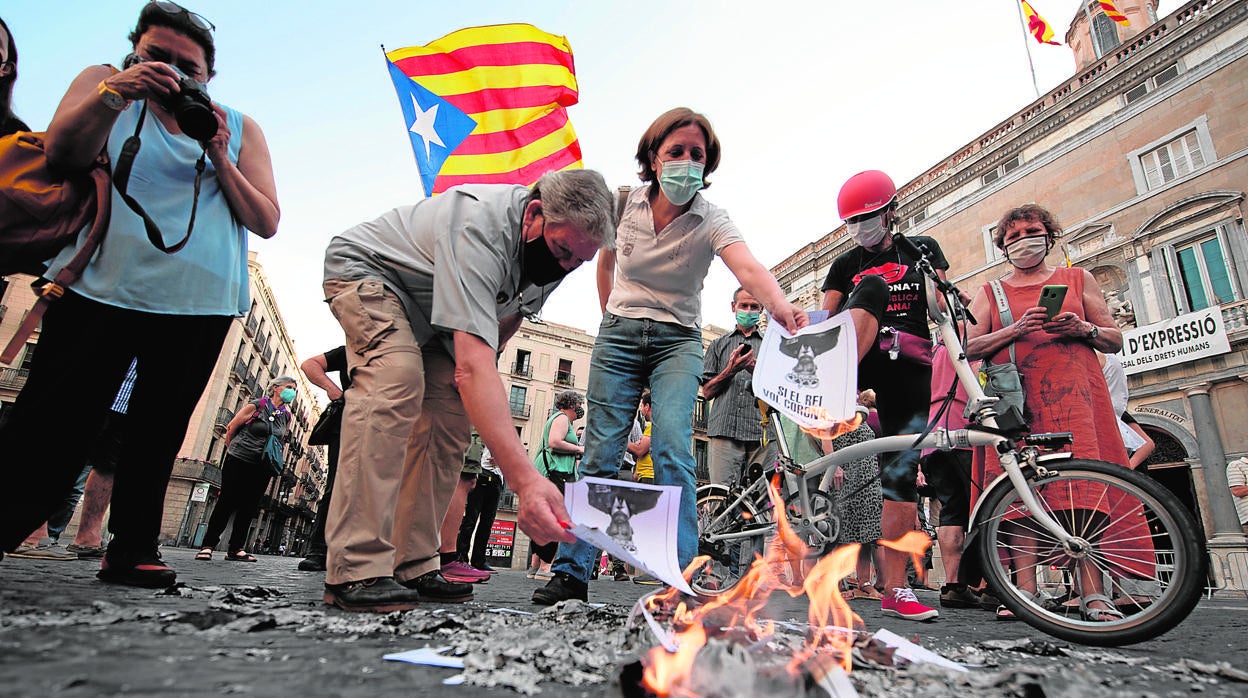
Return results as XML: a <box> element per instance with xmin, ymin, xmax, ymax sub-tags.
<box><xmin>1</xmin><ymin>547</ymin><xmax>1246</xmax><ymax>696</ymax></box>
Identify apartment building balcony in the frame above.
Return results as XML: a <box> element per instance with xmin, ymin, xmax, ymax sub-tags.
<box><xmin>510</xmin><ymin>361</ymin><xmax>532</xmax><ymax>379</ymax></box>
<box><xmin>0</xmin><ymin>367</ymin><xmax>28</xmax><ymax>391</ymax></box>
<box><xmin>509</xmin><ymin>403</ymin><xmax>531</xmax><ymax>419</ymax></box>
<box><xmin>554</xmin><ymin>370</ymin><xmax>576</xmax><ymax>387</ymax></box>
<box><xmin>243</xmin><ymin>314</ymin><xmax>258</xmax><ymax>337</ymax></box>
<box><xmin>172</xmin><ymin>457</ymin><xmax>222</xmax><ymax>488</ymax></box>
<box><xmin>230</xmin><ymin>358</ymin><xmax>247</xmax><ymax>384</ymax></box>
<box><xmin>214</xmin><ymin>406</ymin><xmax>234</xmax><ymax>434</ymax></box>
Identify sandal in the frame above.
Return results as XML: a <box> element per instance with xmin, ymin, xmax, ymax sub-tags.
<box><xmin>225</xmin><ymin>550</ymin><xmax>258</xmax><ymax>562</ymax></box>
<box><xmin>195</xmin><ymin>548</ymin><xmax>212</xmax><ymax>561</ymax></box>
<box><xmin>995</xmin><ymin>604</ymin><xmax>1019</xmax><ymax>621</ymax></box>
<box><xmin>853</xmin><ymin>584</ymin><xmax>883</xmax><ymax>600</ymax></box>
<box><xmin>1078</xmin><ymin>593</ymin><xmax>1124</xmax><ymax>622</ymax></box>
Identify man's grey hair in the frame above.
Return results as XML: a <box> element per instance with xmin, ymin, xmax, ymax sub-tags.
<box><xmin>268</xmin><ymin>376</ymin><xmax>298</xmax><ymax>393</ymax></box>
<box><xmin>532</xmin><ymin>169</ymin><xmax>618</xmax><ymax>250</ymax></box>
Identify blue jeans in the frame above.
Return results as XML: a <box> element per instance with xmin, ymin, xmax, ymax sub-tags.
<box><xmin>552</xmin><ymin>313</ymin><xmax>702</xmax><ymax>583</ymax></box>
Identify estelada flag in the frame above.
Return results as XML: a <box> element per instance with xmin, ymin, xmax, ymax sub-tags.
<box><xmin>1100</xmin><ymin>1</ymin><xmax>1131</xmax><ymax>25</ymax></box>
<box><xmin>386</xmin><ymin>23</ymin><xmax>583</xmax><ymax>197</ymax></box>
<box><xmin>1021</xmin><ymin>0</ymin><xmax>1060</xmax><ymax>45</ymax></box>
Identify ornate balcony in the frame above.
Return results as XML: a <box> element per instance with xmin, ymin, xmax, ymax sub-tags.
<box><xmin>510</xmin><ymin>361</ymin><xmax>532</xmax><ymax>379</ymax></box>
<box><xmin>509</xmin><ymin>403</ymin><xmax>531</xmax><ymax>419</ymax></box>
<box><xmin>554</xmin><ymin>370</ymin><xmax>576</xmax><ymax>387</ymax></box>
<box><xmin>0</xmin><ymin>367</ymin><xmax>28</xmax><ymax>391</ymax></box>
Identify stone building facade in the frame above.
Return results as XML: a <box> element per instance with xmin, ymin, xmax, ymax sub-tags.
<box><xmin>771</xmin><ymin>0</ymin><xmax>1248</xmax><ymax>581</ymax></box>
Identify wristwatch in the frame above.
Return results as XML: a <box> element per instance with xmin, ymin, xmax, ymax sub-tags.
<box><xmin>1088</xmin><ymin>324</ymin><xmax>1100</xmax><ymax>340</ymax></box>
<box><xmin>97</xmin><ymin>80</ymin><xmax>129</xmax><ymax>111</ymax></box>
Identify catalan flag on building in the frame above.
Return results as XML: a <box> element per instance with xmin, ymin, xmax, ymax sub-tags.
<box><xmin>1100</xmin><ymin>1</ymin><xmax>1131</xmax><ymax>25</ymax></box>
<box><xmin>1021</xmin><ymin>1</ymin><xmax>1060</xmax><ymax>45</ymax></box>
<box><xmin>385</xmin><ymin>23</ymin><xmax>583</xmax><ymax>197</ymax></box>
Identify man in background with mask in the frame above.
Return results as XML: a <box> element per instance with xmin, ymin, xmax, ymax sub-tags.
<box><xmin>320</xmin><ymin>169</ymin><xmax>616</xmax><ymax>612</ymax></box>
<box><xmin>701</xmin><ymin>288</ymin><xmax>777</xmax><ymax>486</ymax></box>
<box><xmin>820</xmin><ymin>170</ymin><xmax>954</xmax><ymax>623</ymax></box>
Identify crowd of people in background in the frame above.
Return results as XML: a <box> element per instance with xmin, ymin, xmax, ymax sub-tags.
<box><xmin>0</xmin><ymin>3</ymin><xmax>1213</xmax><ymax>632</ymax></box>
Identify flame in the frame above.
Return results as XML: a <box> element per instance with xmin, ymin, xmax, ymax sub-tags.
<box><xmin>643</xmin><ymin>480</ymin><xmax>862</xmax><ymax>696</ymax></box>
<box><xmin>797</xmin><ymin>408</ymin><xmax>864</xmax><ymax>442</ymax></box>
<box><xmin>878</xmin><ymin>530</ymin><xmax>933</xmax><ymax>588</ymax></box>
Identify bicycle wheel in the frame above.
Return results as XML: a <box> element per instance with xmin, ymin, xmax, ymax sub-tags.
<box><xmin>975</xmin><ymin>458</ymin><xmax>1206</xmax><ymax>646</ymax></box>
<box><xmin>692</xmin><ymin>484</ymin><xmax>766</xmax><ymax>596</ymax></box>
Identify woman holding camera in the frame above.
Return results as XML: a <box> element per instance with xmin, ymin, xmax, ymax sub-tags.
<box><xmin>0</xmin><ymin>2</ymin><xmax>278</xmax><ymax>588</ymax></box>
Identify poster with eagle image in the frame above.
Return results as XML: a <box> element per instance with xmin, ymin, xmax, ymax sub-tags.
<box><xmin>752</xmin><ymin>310</ymin><xmax>858</xmax><ymax>431</ymax></box>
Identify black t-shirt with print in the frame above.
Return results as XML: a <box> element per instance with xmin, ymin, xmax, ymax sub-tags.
<box><xmin>821</xmin><ymin>235</ymin><xmax>949</xmax><ymax>337</ymax></box>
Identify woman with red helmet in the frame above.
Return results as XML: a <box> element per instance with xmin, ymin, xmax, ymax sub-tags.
<box><xmin>821</xmin><ymin>170</ymin><xmax>955</xmax><ymax>623</ymax></box>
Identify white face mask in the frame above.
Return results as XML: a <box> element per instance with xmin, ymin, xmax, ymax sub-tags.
<box><xmin>847</xmin><ymin>213</ymin><xmax>888</xmax><ymax>248</ymax></box>
<box><xmin>1006</xmin><ymin>236</ymin><xmax>1050</xmax><ymax>269</ymax></box>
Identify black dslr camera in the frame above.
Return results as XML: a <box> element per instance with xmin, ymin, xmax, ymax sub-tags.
<box><xmin>123</xmin><ymin>53</ymin><xmax>218</xmax><ymax>141</ymax></box>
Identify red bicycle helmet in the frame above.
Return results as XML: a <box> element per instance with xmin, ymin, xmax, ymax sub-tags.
<box><xmin>837</xmin><ymin>170</ymin><xmax>897</xmax><ymax>220</ymax></box>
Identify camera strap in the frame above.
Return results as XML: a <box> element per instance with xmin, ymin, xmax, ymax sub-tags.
<box><xmin>111</xmin><ymin>101</ymin><xmax>204</xmax><ymax>254</ymax></box>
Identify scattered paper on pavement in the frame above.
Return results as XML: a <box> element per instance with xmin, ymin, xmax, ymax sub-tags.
<box><xmin>383</xmin><ymin>646</ymin><xmax>465</xmax><ymax>668</ymax></box>
<box><xmin>873</xmin><ymin>628</ymin><xmax>968</xmax><ymax>672</ymax></box>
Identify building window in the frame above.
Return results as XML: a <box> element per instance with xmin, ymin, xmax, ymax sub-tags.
<box><xmin>1142</xmin><ymin>131</ymin><xmax>1205</xmax><ymax>190</ymax></box>
<box><xmin>19</xmin><ymin>342</ymin><xmax>36</xmax><ymax>371</ymax></box>
<box><xmin>555</xmin><ymin>358</ymin><xmax>574</xmax><ymax>386</ymax></box>
<box><xmin>1092</xmin><ymin>13</ymin><xmax>1121</xmax><ymax>57</ymax></box>
<box><xmin>982</xmin><ymin>225</ymin><xmax>1005</xmax><ymax>264</ymax></box>
<box><xmin>512</xmin><ymin>349</ymin><xmax>532</xmax><ymax>378</ymax></box>
<box><xmin>980</xmin><ymin>155</ymin><xmax>1023</xmax><ymax>187</ymax></box>
<box><xmin>1128</xmin><ymin>117</ymin><xmax>1214</xmax><ymax>195</ymax></box>
<box><xmin>1125</xmin><ymin>63</ymin><xmax>1181</xmax><ymax>105</ymax></box>
<box><xmin>508</xmin><ymin>385</ymin><xmax>529</xmax><ymax>417</ymax></box>
<box><xmin>1170</xmin><ymin>234</ymin><xmax>1237</xmax><ymax>312</ymax></box>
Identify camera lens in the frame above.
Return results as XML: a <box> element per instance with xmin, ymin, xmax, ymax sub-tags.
<box><xmin>173</xmin><ymin>95</ymin><xmax>217</xmax><ymax>141</ymax></box>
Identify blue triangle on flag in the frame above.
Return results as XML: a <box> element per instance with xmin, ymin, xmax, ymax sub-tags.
<box><xmin>386</xmin><ymin>60</ymin><xmax>478</xmax><ymax>197</ymax></box>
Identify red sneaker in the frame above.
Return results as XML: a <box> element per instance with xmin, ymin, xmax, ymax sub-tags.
<box><xmin>882</xmin><ymin>587</ymin><xmax>939</xmax><ymax>621</ymax></box>
<box><xmin>441</xmin><ymin>560</ymin><xmax>490</xmax><ymax>583</ymax></box>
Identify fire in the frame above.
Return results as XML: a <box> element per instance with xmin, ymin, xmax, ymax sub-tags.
<box><xmin>642</xmin><ymin>479</ymin><xmax>863</xmax><ymax>696</ymax></box>
<box><xmin>797</xmin><ymin>408</ymin><xmax>864</xmax><ymax>442</ymax></box>
<box><xmin>879</xmin><ymin>530</ymin><xmax>933</xmax><ymax>588</ymax></box>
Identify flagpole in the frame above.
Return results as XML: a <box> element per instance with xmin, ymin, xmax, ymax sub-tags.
<box><xmin>1083</xmin><ymin>0</ymin><xmax>1103</xmax><ymax>59</ymax></box>
<box><xmin>1014</xmin><ymin>1</ymin><xmax>1042</xmax><ymax>99</ymax></box>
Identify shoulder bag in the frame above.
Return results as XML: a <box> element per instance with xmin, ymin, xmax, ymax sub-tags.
<box><xmin>980</xmin><ymin>279</ymin><xmax>1028</xmax><ymax>424</ymax></box>
<box><xmin>0</xmin><ymin>131</ymin><xmax>112</xmax><ymax>363</ymax></box>
<box><xmin>306</xmin><ymin>398</ymin><xmax>343</xmax><ymax>446</ymax></box>
<box><xmin>246</xmin><ymin>398</ymin><xmax>286</xmax><ymax>476</ymax></box>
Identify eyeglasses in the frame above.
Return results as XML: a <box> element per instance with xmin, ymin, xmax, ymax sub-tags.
<box><xmin>149</xmin><ymin>1</ymin><xmax>215</xmax><ymax>33</ymax></box>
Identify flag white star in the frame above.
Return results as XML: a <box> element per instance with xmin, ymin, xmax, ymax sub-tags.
<box><xmin>408</xmin><ymin>95</ymin><xmax>445</xmax><ymax>160</ymax></box>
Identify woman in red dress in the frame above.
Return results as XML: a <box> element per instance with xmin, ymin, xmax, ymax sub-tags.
<box><xmin>965</xmin><ymin>204</ymin><xmax>1150</xmax><ymax>622</ymax></box>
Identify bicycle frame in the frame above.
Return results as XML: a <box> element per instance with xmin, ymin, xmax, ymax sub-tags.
<box><xmin>702</xmin><ymin>251</ymin><xmax>1079</xmax><ymax>551</ymax></box>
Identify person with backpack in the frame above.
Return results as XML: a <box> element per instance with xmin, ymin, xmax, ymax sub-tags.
<box><xmin>195</xmin><ymin>376</ymin><xmax>296</xmax><ymax>563</ymax></box>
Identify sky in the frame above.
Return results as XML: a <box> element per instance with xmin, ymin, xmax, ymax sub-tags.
<box><xmin>3</xmin><ymin>0</ymin><xmax>1181</xmax><ymax>362</ymax></box>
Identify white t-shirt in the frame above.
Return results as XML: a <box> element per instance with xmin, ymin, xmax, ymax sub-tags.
<box><xmin>606</xmin><ymin>186</ymin><xmax>744</xmax><ymax>327</ymax></box>
<box><xmin>1227</xmin><ymin>458</ymin><xmax>1248</xmax><ymax>524</ymax></box>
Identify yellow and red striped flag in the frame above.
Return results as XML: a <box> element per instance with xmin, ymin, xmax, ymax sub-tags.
<box><xmin>386</xmin><ymin>23</ymin><xmax>583</xmax><ymax>197</ymax></box>
<box><xmin>1021</xmin><ymin>1</ymin><xmax>1060</xmax><ymax>45</ymax></box>
<box><xmin>1100</xmin><ymin>1</ymin><xmax>1131</xmax><ymax>25</ymax></box>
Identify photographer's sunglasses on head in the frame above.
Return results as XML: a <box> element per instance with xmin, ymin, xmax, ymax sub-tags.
<box><xmin>149</xmin><ymin>1</ymin><xmax>215</xmax><ymax>33</ymax></box>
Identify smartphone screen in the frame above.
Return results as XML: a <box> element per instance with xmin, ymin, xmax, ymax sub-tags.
<box><xmin>1038</xmin><ymin>285</ymin><xmax>1068</xmax><ymax>320</ymax></box>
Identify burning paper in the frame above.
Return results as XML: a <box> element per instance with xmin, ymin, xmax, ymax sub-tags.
<box><xmin>565</xmin><ymin>477</ymin><xmax>693</xmax><ymax>594</ymax></box>
<box><xmin>753</xmin><ymin>310</ymin><xmax>858</xmax><ymax>431</ymax></box>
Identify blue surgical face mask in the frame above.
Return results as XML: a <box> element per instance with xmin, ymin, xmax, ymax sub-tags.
<box><xmin>658</xmin><ymin>159</ymin><xmax>705</xmax><ymax>206</ymax></box>
<box><xmin>736</xmin><ymin>311</ymin><xmax>761</xmax><ymax>328</ymax></box>
<box><xmin>279</xmin><ymin>388</ymin><xmax>296</xmax><ymax>404</ymax></box>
